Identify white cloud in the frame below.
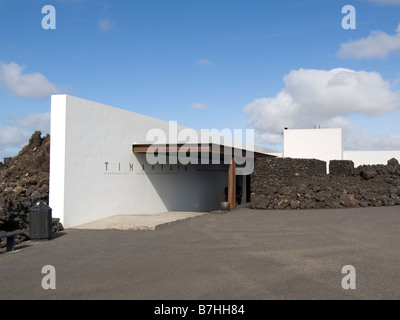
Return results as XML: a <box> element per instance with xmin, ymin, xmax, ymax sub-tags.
<box><xmin>0</xmin><ymin>62</ymin><xmax>61</xmax><ymax>98</ymax></box>
<box><xmin>98</xmin><ymin>18</ymin><xmax>113</xmax><ymax>32</ymax></box>
<box><xmin>3</xmin><ymin>113</ymin><xmax>51</xmax><ymax>133</ymax></box>
<box><xmin>190</xmin><ymin>103</ymin><xmax>209</xmax><ymax>111</ymax></box>
<box><xmin>0</xmin><ymin>113</ymin><xmax>50</xmax><ymax>161</ymax></box>
<box><xmin>244</xmin><ymin>68</ymin><xmax>400</xmax><ymax>145</ymax></box>
<box><xmin>337</xmin><ymin>24</ymin><xmax>400</xmax><ymax>59</ymax></box>
<box><xmin>0</xmin><ymin>126</ymin><xmax>31</xmax><ymax>150</ymax></box>
<box><xmin>344</xmin><ymin>128</ymin><xmax>400</xmax><ymax>150</ymax></box>
<box><xmin>374</xmin><ymin>134</ymin><xmax>400</xmax><ymax>149</ymax></box>
<box><xmin>196</xmin><ymin>59</ymin><xmax>212</xmax><ymax>66</ymax></box>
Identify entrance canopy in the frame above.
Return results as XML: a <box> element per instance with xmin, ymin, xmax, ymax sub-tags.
<box><xmin>133</xmin><ymin>143</ymin><xmax>273</xmax><ymax>209</ymax></box>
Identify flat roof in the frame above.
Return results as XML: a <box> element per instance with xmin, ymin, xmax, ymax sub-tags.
<box><xmin>132</xmin><ymin>143</ymin><xmax>274</xmax><ymax>158</ymax></box>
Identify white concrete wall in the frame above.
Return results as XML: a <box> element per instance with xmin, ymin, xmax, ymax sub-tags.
<box><xmin>284</xmin><ymin>128</ymin><xmax>343</xmax><ymax>172</ymax></box>
<box><xmin>49</xmin><ymin>95</ymin><xmax>243</xmax><ymax>228</ymax></box>
<box><xmin>343</xmin><ymin>150</ymin><xmax>400</xmax><ymax>167</ymax></box>
<box><xmin>49</xmin><ymin>95</ymin><xmax>66</xmax><ymax>228</ymax></box>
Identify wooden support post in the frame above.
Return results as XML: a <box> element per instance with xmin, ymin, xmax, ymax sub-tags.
<box><xmin>228</xmin><ymin>155</ymin><xmax>236</xmax><ymax>209</ymax></box>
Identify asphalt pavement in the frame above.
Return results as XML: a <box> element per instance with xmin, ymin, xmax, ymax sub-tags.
<box><xmin>1</xmin><ymin>206</ymin><xmax>400</xmax><ymax>300</ymax></box>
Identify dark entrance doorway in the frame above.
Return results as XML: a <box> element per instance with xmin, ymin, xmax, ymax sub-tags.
<box><xmin>246</xmin><ymin>175</ymin><xmax>251</xmax><ymax>203</ymax></box>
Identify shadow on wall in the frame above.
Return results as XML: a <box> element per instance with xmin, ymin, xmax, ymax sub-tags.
<box><xmin>135</xmin><ymin>154</ymin><xmax>229</xmax><ymax>212</ymax></box>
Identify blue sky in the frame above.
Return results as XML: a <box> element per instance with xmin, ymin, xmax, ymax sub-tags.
<box><xmin>1</xmin><ymin>0</ymin><xmax>400</xmax><ymax>159</ymax></box>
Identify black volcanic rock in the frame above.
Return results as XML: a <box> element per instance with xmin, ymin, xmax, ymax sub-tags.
<box><xmin>0</xmin><ymin>131</ymin><xmax>63</xmax><ymax>248</ymax></box>
<box><xmin>251</xmin><ymin>157</ymin><xmax>400</xmax><ymax>210</ymax></box>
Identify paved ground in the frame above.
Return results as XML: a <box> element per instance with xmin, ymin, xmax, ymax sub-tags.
<box><xmin>1</xmin><ymin>206</ymin><xmax>400</xmax><ymax>300</ymax></box>
<box><xmin>72</xmin><ymin>211</ymin><xmax>209</xmax><ymax>230</ymax></box>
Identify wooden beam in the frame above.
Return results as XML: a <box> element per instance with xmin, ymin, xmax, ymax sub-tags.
<box><xmin>228</xmin><ymin>155</ymin><xmax>236</xmax><ymax>209</ymax></box>
<box><xmin>132</xmin><ymin>145</ymin><xmax>152</xmax><ymax>153</ymax></box>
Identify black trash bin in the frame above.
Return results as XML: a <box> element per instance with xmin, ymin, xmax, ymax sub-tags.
<box><xmin>29</xmin><ymin>200</ymin><xmax>52</xmax><ymax>240</ymax></box>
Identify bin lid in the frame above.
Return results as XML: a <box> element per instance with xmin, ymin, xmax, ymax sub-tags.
<box><xmin>29</xmin><ymin>200</ymin><xmax>51</xmax><ymax>212</ymax></box>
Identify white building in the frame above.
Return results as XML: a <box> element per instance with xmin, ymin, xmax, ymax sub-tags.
<box><xmin>49</xmin><ymin>95</ymin><xmax>273</xmax><ymax>228</ymax></box>
<box><xmin>284</xmin><ymin>128</ymin><xmax>343</xmax><ymax>168</ymax></box>
<box><xmin>50</xmin><ymin>96</ymin><xmax>398</xmax><ymax>228</ymax></box>
<box><xmin>343</xmin><ymin>150</ymin><xmax>400</xmax><ymax>167</ymax></box>
<box><xmin>283</xmin><ymin>127</ymin><xmax>400</xmax><ymax>169</ymax></box>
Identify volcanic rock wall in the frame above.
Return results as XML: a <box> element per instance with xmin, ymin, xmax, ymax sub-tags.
<box><xmin>329</xmin><ymin>160</ymin><xmax>355</xmax><ymax>176</ymax></box>
<box><xmin>251</xmin><ymin>157</ymin><xmax>400</xmax><ymax>210</ymax></box>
